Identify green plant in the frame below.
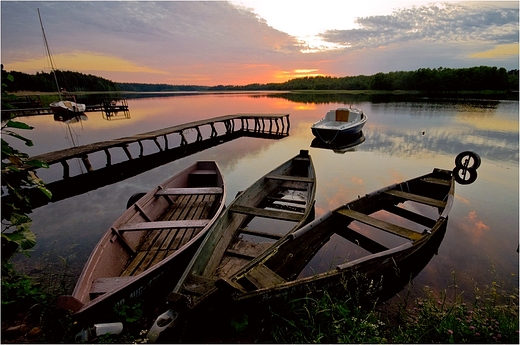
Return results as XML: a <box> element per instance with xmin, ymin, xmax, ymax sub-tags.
<box><xmin>114</xmin><ymin>300</ymin><xmax>144</xmax><ymax>324</ymax></box>
<box><xmin>2</xmin><ymin>69</ymin><xmax>52</xmax><ymax>265</ymax></box>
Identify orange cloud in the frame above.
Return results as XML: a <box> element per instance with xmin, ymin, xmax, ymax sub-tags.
<box><xmin>459</xmin><ymin>210</ymin><xmax>490</xmax><ymax>243</ymax></box>
<box><xmin>455</xmin><ymin>194</ymin><xmax>471</xmax><ymax>205</ymax></box>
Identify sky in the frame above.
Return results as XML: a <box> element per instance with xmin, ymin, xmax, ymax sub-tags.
<box><xmin>1</xmin><ymin>1</ymin><xmax>518</xmax><ymax>86</ymax></box>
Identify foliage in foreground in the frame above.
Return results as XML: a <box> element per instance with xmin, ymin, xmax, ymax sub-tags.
<box><xmin>260</xmin><ymin>279</ymin><xmax>519</xmax><ymax>344</ymax></box>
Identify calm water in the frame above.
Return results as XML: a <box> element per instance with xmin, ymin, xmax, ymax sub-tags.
<box><xmin>8</xmin><ymin>92</ymin><xmax>519</xmax><ymax>299</ymax></box>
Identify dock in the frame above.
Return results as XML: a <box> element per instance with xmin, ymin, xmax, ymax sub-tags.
<box><xmin>1</xmin><ymin>102</ymin><xmax>129</xmax><ymax>117</ymax></box>
<box><xmin>25</xmin><ymin>113</ymin><xmax>290</xmax><ymax>208</ymax></box>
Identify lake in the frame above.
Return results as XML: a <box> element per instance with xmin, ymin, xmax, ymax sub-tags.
<box><xmin>8</xmin><ymin>92</ymin><xmax>519</xmax><ymax>301</ymax></box>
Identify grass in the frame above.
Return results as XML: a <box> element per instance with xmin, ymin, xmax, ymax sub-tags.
<box><xmin>1</xmin><ymin>264</ymin><xmax>517</xmax><ymax>343</ymax></box>
<box><xmin>258</xmin><ymin>274</ymin><xmax>519</xmax><ymax>344</ymax></box>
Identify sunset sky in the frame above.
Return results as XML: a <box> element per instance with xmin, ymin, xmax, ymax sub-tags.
<box><xmin>1</xmin><ymin>1</ymin><xmax>518</xmax><ymax>86</ymax></box>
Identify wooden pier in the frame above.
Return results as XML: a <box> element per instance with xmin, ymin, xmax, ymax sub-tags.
<box><xmin>26</xmin><ymin>113</ymin><xmax>290</xmax><ymax>208</ymax></box>
<box><xmin>1</xmin><ymin>102</ymin><xmax>129</xmax><ymax>117</ymax></box>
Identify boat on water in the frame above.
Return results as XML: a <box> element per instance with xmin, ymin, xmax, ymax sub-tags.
<box><xmin>50</xmin><ymin>99</ymin><xmax>86</xmax><ymax>115</ymax></box>
<box><xmin>147</xmin><ymin>150</ymin><xmax>316</xmax><ymax>342</ymax></box>
<box><xmin>57</xmin><ymin>161</ymin><xmax>226</xmax><ymax>321</ymax></box>
<box><xmin>311</xmin><ymin>107</ymin><xmax>367</xmax><ymax>144</ymax></box>
<box><xmin>214</xmin><ymin>167</ymin><xmax>455</xmax><ymax>307</ymax></box>
<box><xmin>38</xmin><ymin>9</ymin><xmax>86</xmax><ymax>116</ymax></box>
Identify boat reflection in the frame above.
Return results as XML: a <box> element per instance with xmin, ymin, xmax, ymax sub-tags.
<box><xmin>53</xmin><ymin>112</ymin><xmax>88</xmax><ymax>124</ymax></box>
<box><xmin>311</xmin><ymin>131</ymin><xmax>365</xmax><ymax>153</ymax></box>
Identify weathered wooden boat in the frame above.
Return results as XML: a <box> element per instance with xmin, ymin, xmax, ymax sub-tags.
<box><xmin>147</xmin><ymin>150</ymin><xmax>316</xmax><ymax>342</ymax></box>
<box><xmin>215</xmin><ymin>167</ymin><xmax>454</xmax><ymax>306</ymax></box>
<box><xmin>311</xmin><ymin>107</ymin><xmax>367</xmax><ymax>144</ymax></box>
<box><xmin>57</xmin><ymin>161</ymin><xmax>226</xmax><ymax>321</ymax></box>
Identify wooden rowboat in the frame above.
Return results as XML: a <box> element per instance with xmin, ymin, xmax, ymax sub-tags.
<box><xmin>57</xmin><ymin>161</ymin><xmax>226</xmax><ymax>321</ymax></box>
<box><xmin>215</xmin><ymin>168</ymin><xmax>454</xmax><ymax>306</ymax></box>
<box><xmin>147</xmin><ymin>150</ymin><xmax>316</xmax><ymax>341</ymax></box>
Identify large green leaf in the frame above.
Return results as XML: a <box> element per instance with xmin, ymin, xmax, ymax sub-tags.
<box><xmin>5</xmin><ymin>120</ymin><xmax>34</xmax><ymax>130</ymax></box>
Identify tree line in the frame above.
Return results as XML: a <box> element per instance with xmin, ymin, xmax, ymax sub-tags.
<box><xmin>2</xmin><ymin>66</ymin><xmax>119</xmax><ymax>93</ymax></box>
<box><xmin>2</xmin><ymin>65</ymin><xmax>518</xmax><ymax>93</ymax></box>
<box><xmin>216</xmin><ymin>66</ymin><xmax>518</xmax><ymax>92</ymax></box>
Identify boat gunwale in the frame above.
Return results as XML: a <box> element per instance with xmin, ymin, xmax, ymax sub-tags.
<box><xmin>66</xmin><ymin>161</ymin><xmax>226</xmax><ymax>316</ymax></box>
<box><xmin>171</xmin><ymin>150</ymin><xmax>316</xmax><ymax>303</ymax></box>
<box><xmin>223</xmin><ymin>168</ymin><xmax>454</xmax><ymax>302</ymax></box>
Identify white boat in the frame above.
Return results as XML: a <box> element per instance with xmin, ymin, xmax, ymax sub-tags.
<box><xmin>38</xmin><ymin>9</ymin><xmax>86</xmax><ymax>116</ymax></box>
<box><xmin>311</xmin><ymin>108</ymin><xmax>367</xmax><ymax>144</ymax></box>
<box><xmin>50</xmin><ymin>100</ymin><xmax>86</xmax><ymax>115</ymax></box>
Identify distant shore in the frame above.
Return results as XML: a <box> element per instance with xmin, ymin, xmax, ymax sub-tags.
<box><xmin>10</xmin><ymin>89</ymin><xmax>517</xmax><ymax>97</ymax></box>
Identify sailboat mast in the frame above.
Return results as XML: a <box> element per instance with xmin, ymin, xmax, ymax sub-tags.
<box><xmin>37</xmin><ymin>8</ymin><xmax>62</xmax><ymax>101</ymax></box>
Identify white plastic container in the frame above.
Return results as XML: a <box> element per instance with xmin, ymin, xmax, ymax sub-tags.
<box><xmin>75</xmin><ymin>322</ymin><xmax>123</xmax><ymax>343</ymax></box>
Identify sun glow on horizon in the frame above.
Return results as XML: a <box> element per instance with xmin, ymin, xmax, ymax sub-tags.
<box><xmin>276</xmin><ymin>69</ymin><xmax>324</xmax><ymax>80</ymax></box>
<box><xmin>469</xmin><ymin>43</ymin><xmax>519</xmax><ymax>59</ymax></box>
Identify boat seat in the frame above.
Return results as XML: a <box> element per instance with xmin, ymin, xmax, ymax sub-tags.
<box><xmin>336</xmin><ymin>209</ymin><xmax>423</xmax><ymax>241</ymax></box>
<box><xmin>265</xmin><ymin>174</ymin><xmax>314</xmax><ymax>183</ymax></box>
<box><xmin>229</xmin><ymin>205</ymin><xmax>303</xmax><ymax>221</ymax></box>
<box><xmin>188</xmin><ymin>169</ymin><xmax>218</xmax><ymax>187</ymax></box>
<box><xmin>118</xmin><ymin>219</ymin><xmax>210</xmax><ymax>232</ymax></box>
<box><xmin>384</xmin><ymin>190</ymin><xmax>447</xmax><ymax>208</ymax></box>
<box><xmin>156</xmin><ymin>187</ymin><xmax>223</xmax><ymax>195</ymax></box>
<box><xmin>243</xmin><ymin>264</ymin><xmax>286</xmax><ymax>289</ymax></box>
<box><xmin>420</xmin><ymin>177</ymin><xmax>451</xmax><ymax>186</ymax></box>
<box><xmin>238</xmin><ymin>227</ymin><xmax>283</xmax><ymax>240</ymax></box>
<box><xmin>90</xmin><ymin>276</ymin><xmax>134</xmax><ymax>295</ymax></box>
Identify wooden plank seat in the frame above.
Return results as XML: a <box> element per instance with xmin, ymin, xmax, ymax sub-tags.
<box><xmin>90</xmin><ymin>276</ymin><xmax>135</xmax><ymax>295</ymax></box>
<box><xmin>225</xmin><ymin>248</ymin><xmax>257</xmax><ymax>260</ymax></box>
<box><xmin>229</xmin><ymin>204</ymin><xmax>303</xmax><ymax>221</ymax></box>
<box><xmin>383</xmin><ymin>205</ymin><xmax>437</xmax><ymax>228</ymax></box>
<box><xmin>177</xmin><ymin>274</ymin><xmax>217</xmax><ymax>297</ymax></box>
<box><xmin>335</xmin><ymin>226</ymin><xmax>389</xmax><ymax>254</ymax></box>
<box><xmin>238</xmin><ymin>227</ymin><xmax>284</xmax><ymax>240</ymax></box>
<box><xmin>244</xmin><ymin>263</ymin><xmax>286</xmax><ymax>289</ymax></box>
<box><xmin>420</xmin><ymin>177</ymin><xmax>451</xmax><ymax>186</ymax></box>
<box><xmin>156</xmin><ymin>187</ymin><xmax>223</xmax><ymax>195</ymax></box>
<box><xmin>118</xmin><ymin>219</ymin><xmax>210</xmax><ymax>232</ymax></box>
<box><xmin>266</xmin><ymin>196</ymin><xmax>307</xmax><ymax>205</ymax></box>
<box><xmin>336</xmin><ymin>209</ymin><xmax>423</xmax><ymax>241</ymax></box>
<box><xmin>384</xmin><ymin>190</ymin><xmax>447</xmax><ymax>208</ymax></box>
<box><xmin>265</xmin><ymin>174</ymin><xmax>314</xmax><ymax>183</ymax></box>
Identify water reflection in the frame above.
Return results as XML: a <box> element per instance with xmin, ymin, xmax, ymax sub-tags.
<box><xmin>9</xmin><ymin>92</ymin><xmax>518</xmax><ymax>303</ymax></box>
<box><xmin>310</xmin><ymin>131</ymin><xmax>365</xmax><ymax>153</ymax></box>
<box><xmin>53</xmin><ymin>112</ymin><xmax>88</xmax><ymax>124</ymax></box>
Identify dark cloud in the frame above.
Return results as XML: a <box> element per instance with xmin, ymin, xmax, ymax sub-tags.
<box><xmin>320</xmin><ymin>3</ymin><xmax>519</xmax><ymax>48</ymax></box>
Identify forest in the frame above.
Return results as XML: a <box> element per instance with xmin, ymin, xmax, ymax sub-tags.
<box><xmin>2</xmin><ymin>68</ymin><xmax>119</xmax><ymax>93</ymax></box>
<box><xmin>2</xmin><ymin>65</ymin><xmax>518</xmax><ymax>94</ymax></box>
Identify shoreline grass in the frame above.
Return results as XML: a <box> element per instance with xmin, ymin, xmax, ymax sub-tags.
<box><xmin>2</xmin><ymin>262</ymin><xmax>517</xmax><ymax>343</ymax></box>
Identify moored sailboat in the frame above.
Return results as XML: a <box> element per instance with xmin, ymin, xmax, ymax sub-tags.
<box><xmin>37</xmin><ymin>9</ymin><xmax>86</xmax><ymax>115</ymax></box>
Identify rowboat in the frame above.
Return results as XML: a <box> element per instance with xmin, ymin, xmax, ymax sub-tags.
<box><xmin>311</xmin><ymin>107</ymin><xmax>367</xmax><ymax>144</ymax></box>
<box><xmin>215</xmin><ymin>167</ymin><xmax>454</xmax><ymax>307</ymax></box>
<box><xmin>147</xmin><ymin>150</ymin><xmax>316</xmax><ymax>341</ymax></box>
<box><xmin>57</xmin><ymin>161</ymin><xmax>226</xmax><ymax>321</ymax></box>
